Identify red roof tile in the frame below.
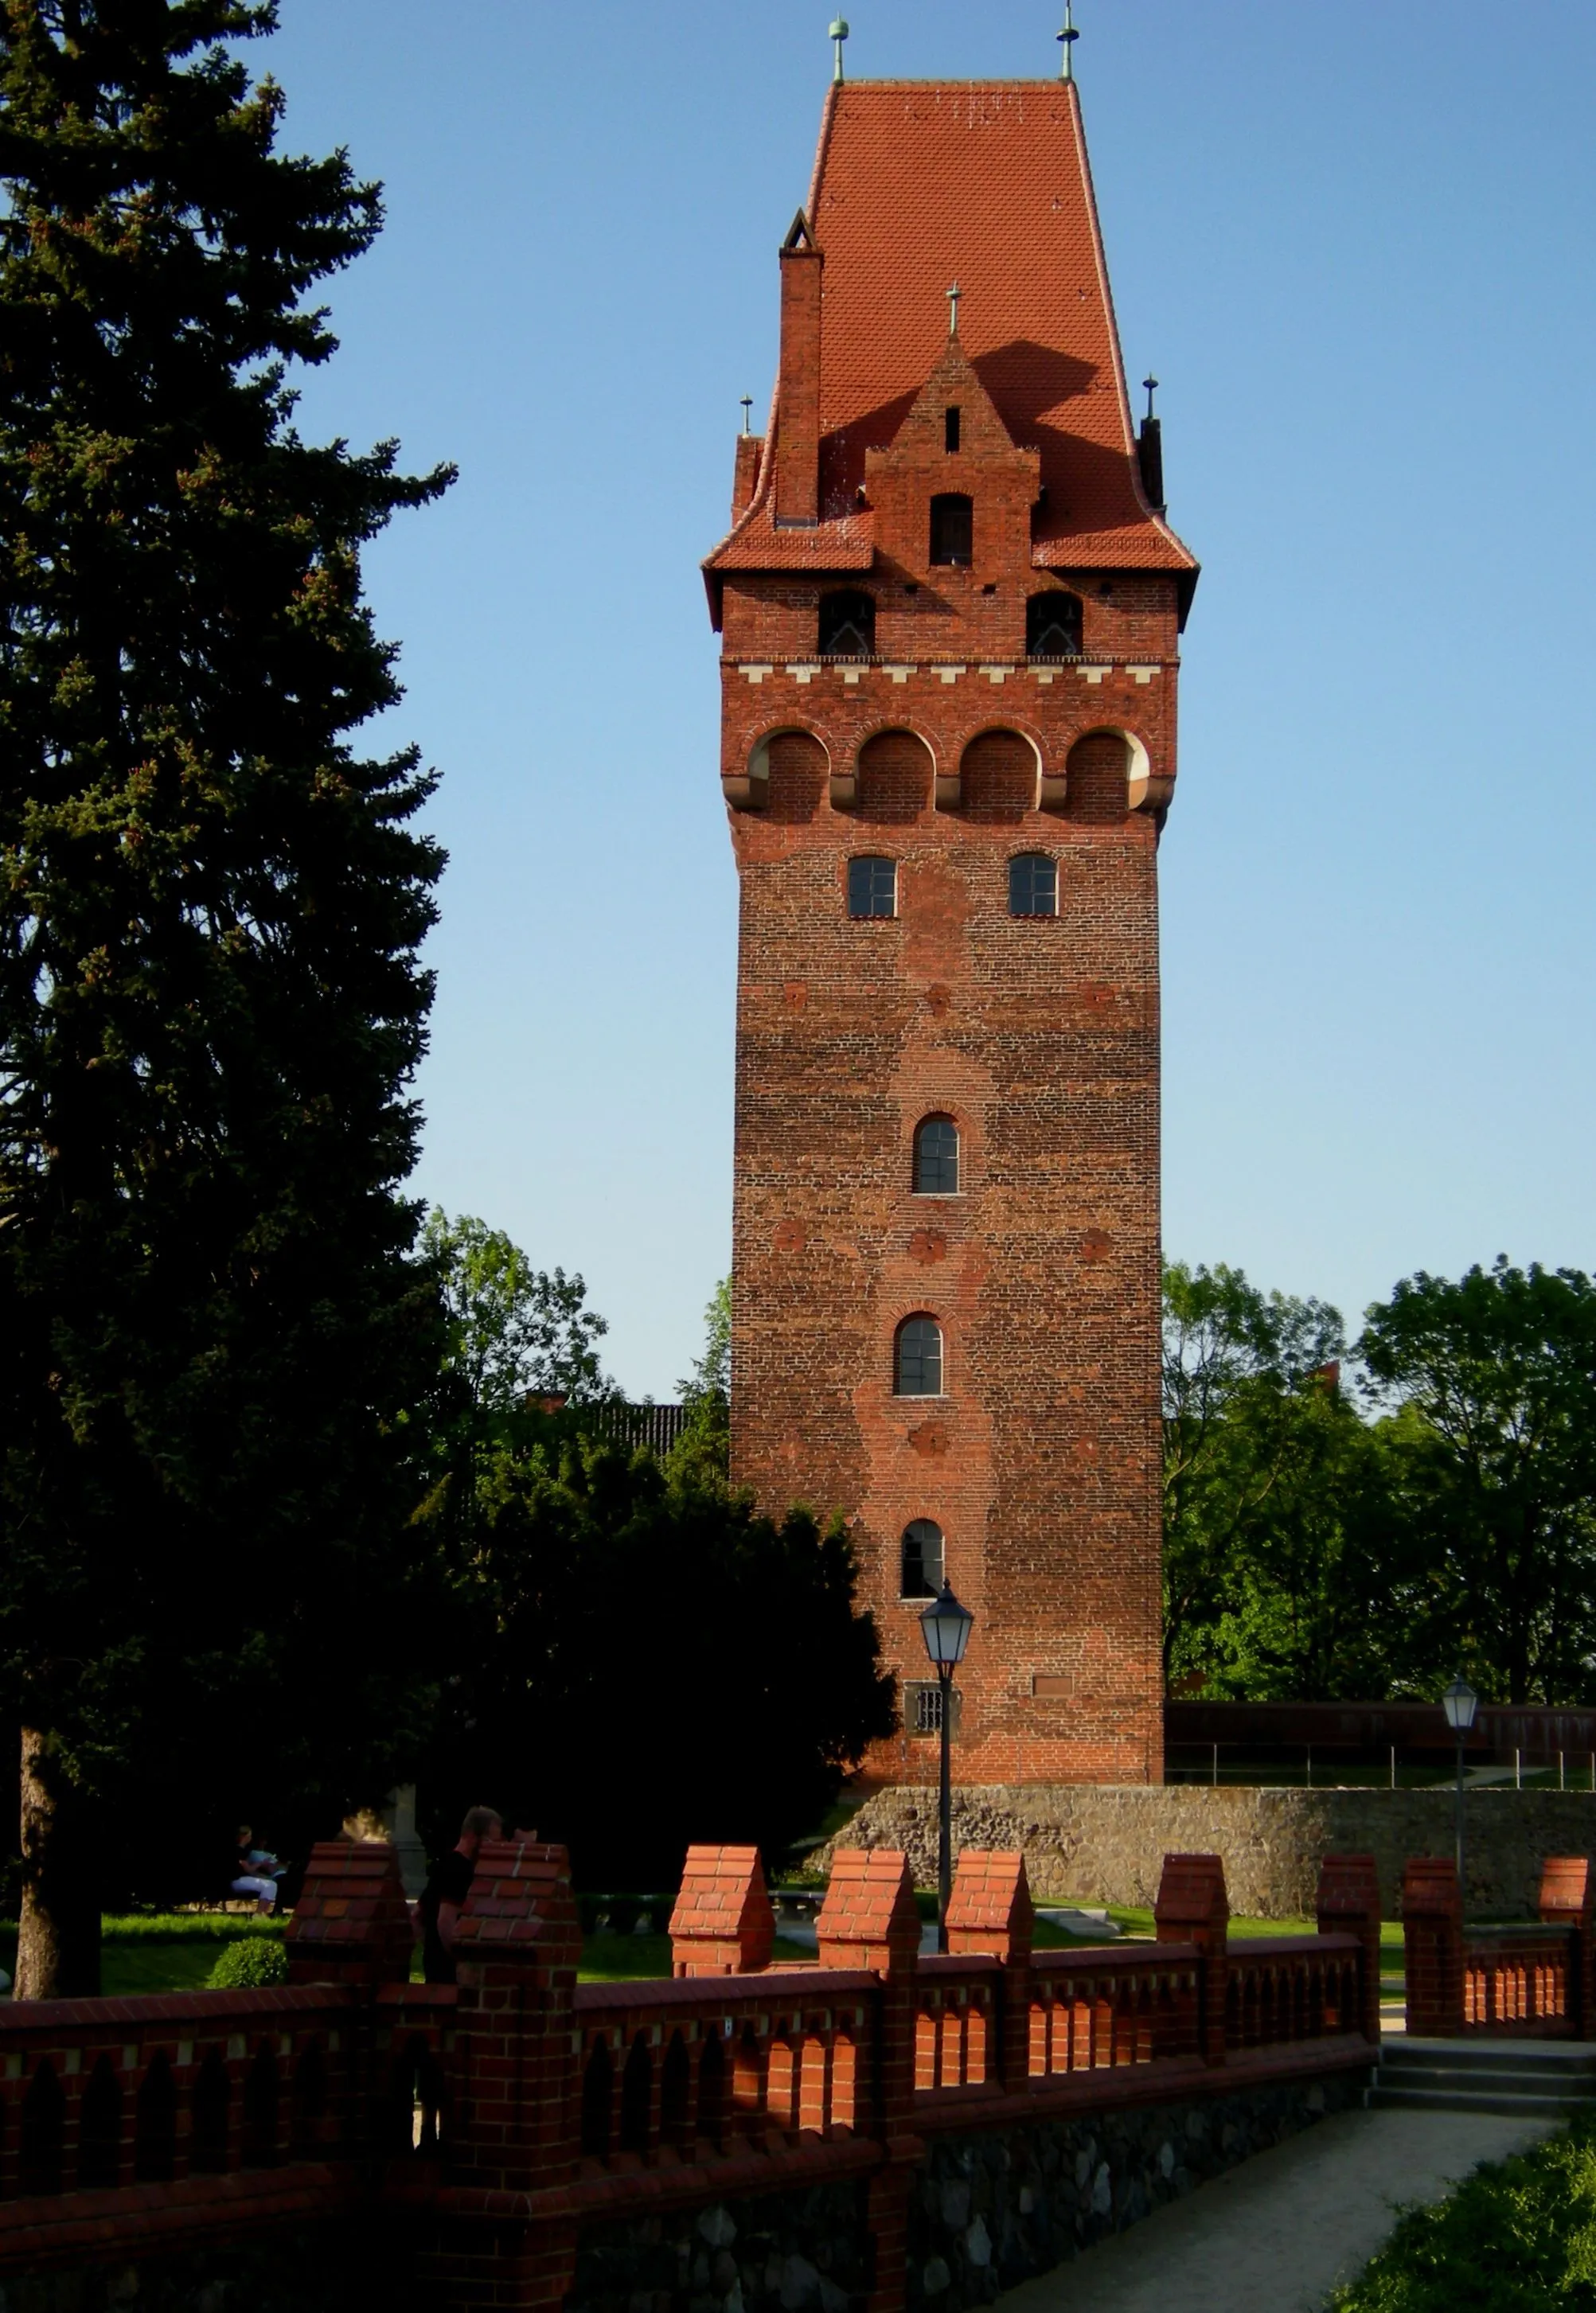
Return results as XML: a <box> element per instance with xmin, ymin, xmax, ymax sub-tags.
<box><xmin>707</xmin><ymin>80</ymin><xmax>1195</xmax><ymax>583</ymax></box>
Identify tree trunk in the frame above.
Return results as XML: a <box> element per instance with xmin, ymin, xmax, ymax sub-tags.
<box><xmin>16</xmin><ymin>1724</ymin><xmax>101</xmax><ymax>2000</ymax></box>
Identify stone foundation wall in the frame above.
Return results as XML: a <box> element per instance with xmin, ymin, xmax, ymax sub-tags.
<box><xmin>815</xmin><ymin>1785</ymin><xmax>1596</xmax><ymax>1917</ymax></box>
<box><xmin>0</xmin><ymin>2226</ymin><xmax>387</xmax><ymax>2313</ymax></box>
<box><xmin>907</xmin><ymin>2073</ymin><xmax>1364</xmax><ymax>2310</ymax></box>
<box><xmin>564</xmin><ymin>2073</ymin><xmax>1366</xmax><ymax>2313</ymax></box>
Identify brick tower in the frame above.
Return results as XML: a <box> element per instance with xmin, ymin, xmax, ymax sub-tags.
<box><xmin>703</xmin><ymin>66</ymin><xmax>1197</xmax><ymax>1788</ymax></box>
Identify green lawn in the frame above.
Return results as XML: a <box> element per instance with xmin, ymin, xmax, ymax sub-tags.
<box><xmin>0</xmin><ymin>1907</ymin><xmax>1411</xmax><ymax>1996</ymax></box>
<box><xmin>1330</xmin><ymin>2116</ymin><xmax>1596</xmax><ymax>2310</ymax></box>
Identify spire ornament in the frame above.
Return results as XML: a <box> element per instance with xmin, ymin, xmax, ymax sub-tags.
<box><xmin>829</xmin><ymin>17</ymin><xmax>849</xmax><ymax>84</ymax></box>
<box><xmin>1143</xmin><ymin>376</ymin><xmax>1158</xmax><ymax>420</ymax></box>
<box><xmin>740</xmin><ymin>395</ymin><xmax>753</xmax><ymax>435</ymax></box>
<box><xmin>947</xmin><ymin>281</ymin><xmax>962</xmax><ymax>337</ymax></box>
<box><xmin>1057</xmin><ymin>2</ymin><xmax>1079</xmax><ymax>82</ymax></box>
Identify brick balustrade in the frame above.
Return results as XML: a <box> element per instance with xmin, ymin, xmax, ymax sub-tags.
<box><xmin>1403</xmin><ymin>1855</ymin><xmax>1594</xmax><ymax>2038</ymax></box>
<box><xmin>0</xmin><ymin>1838</ymin><xmax>1382</xmax><ymax>2308</ymax></box>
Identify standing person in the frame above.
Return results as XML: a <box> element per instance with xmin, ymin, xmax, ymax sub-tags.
<box><xmin>417</xmin><ymin>1808</ymin><xmax>502</xmax><ymax>1983</ymax></box>
<box><xmin>231</xmin><ymin>1826</ymin><xmax>287</xmax><ymax>1915</ymax></box>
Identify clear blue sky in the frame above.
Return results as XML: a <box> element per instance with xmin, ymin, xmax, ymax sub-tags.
<box><xmin>259</xmin><ymin>2</ymin><xmax>1596</xmax><ymax>1397</ymax></box>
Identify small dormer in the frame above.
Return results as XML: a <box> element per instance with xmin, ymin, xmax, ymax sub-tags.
<box><xmin>862</xmin><ymin>321</ymin><xmax>1040</xmax><ymax>585</ymax></box>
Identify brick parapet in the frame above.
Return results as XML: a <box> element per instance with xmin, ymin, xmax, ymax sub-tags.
<box><xmin>1539</xmin><ymin>1856</ymin><xmax>1596</xmax><ymax>2040</ymax></box>
<box><xmin>0</xmin><ymin>1834</ymin><xmax>1402</xmax><ymax>2303</ymax></box>
<box><xmin>1402</xmin><ymin>1858</ymin><xmax>1465</xmax><ymax>2037</ymax></box>
<box><xmin>1154</xmin><ymin>1854</ymin><xmax>1229</xmax><ymax>2065</ymax></box>
<box><xmin>1315</xmin><ymin>1854</ymin><xmax>1383</xmax><ymax>2046</ymax></box>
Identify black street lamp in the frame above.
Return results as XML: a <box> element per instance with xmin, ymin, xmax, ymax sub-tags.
<box><xmin>1442</xmin><ymin>1675</ymin><xmax>1480</xmax><ymax>1905</ymax></box>
<box><xmin>919</xmin><ymin>1580</ymin><xmax>974</xmax><ymax>1952</ymax></box>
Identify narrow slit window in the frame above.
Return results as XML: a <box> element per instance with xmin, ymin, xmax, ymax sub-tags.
<box><xmin>1009</xmin><ymin>854</ymin><xmax>1058</xmax><ymax>917</ymax></box>
<box><xmin>913</xmin><ymin>1116</ymin><xmax>960</xmax><ymax>1196</ymax></box>
<box><xmin>848</xmin><ymin>856</ymin><xmax>897</xmax><ymax>919</ymax></box>
<box><xmin>900</xmin><ymin>1520</ymin><xmax>945</xmax><ymax>1599</ymax></box>
<box><xmin>944</xmin><ymin>406</ymin><xmax>962</xmax><ymax>454</ymax></box>
<box><xmin>895</xmin><ymin>1316</ymin><xmax>943</xmax><ymax>1398</ymax></box>
<box><xmin>929</xmin><ymin>493</ymin><xmax>973</xmax><ymax>567</ymax></box>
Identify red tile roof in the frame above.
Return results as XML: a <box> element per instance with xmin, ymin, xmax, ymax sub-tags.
<box><xmin>707</xmin><ymin>80</ymin><xmax>1195</xmax><ymax>583</ymax></box>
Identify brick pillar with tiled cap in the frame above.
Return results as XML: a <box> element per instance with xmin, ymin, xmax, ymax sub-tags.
<box><xmin>432</xmin><ymin>1838</ymin><xmax>583</xmax><ymax>2312</ymax></box>
<box><xmin>1402</xmin><ymin>1858</ymin><xmax>1464</xmax><ymax>2038</ymax></box>
<box><xmin>817</xmin><ymin>1851</ymin><xmax>923</xmax><ymax>2313</ymax></box>
<box><xmin>669</xmin><ymin>1844</ymin><xmax>775</xmax><ymax>1975</ymax></box>
<box><xmin>1317</xmin><ymin>1853</ymin><xmax>1383</xmax><ymax>2045</ymax></box>
<box><xmin>1153</xmin><ymin>1853</ymin><xmax>1228</xmax><ymax>2065</ymax></box>
<box><xmin>1540</xmin><ymin>1857</ymin><xmax>1596</xmax><ymax>2041</ymax></box>
<box><xmin>283</xmin><ymin>1839</ymin><xmax>412</xmax><ymax>2169</ymax></box>
<box><xmin>285</xmin><ymin>1838</ymin><xmax>414</xmax><ymax>1991</ymax></box>
<box><xmin>945</xmin><ymin>1849</ymin><xmax>1033</xmax><ymax>2093</ymax></box>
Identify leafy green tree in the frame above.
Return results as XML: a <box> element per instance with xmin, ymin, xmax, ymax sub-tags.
<box><xmin>0</xmin><ymin>0</ymin><xmax>451</xmax><ymax>1992</ymax></box>
<box><xmin>1172</xmin><ymin>1375</ymin><xmax>1411</xmax><ymax>1700</ymax></box>
<box><xmin>423</xmin><ymin>1207</ymin><xmax>612</xmax><ymax>1414</ymax></box>
<box><xmin>1161</xmin><ymin>1262</ymin><xmax>1344</xmax><ymax>1687</ymax></box>
<box><xmin>432</xmin><ymin>1431</ymin><xmax>897</xmax><ymax>1886</ymax></box>
<box><xmin>1357</xmin><ymin>1260</ymin><xmax>1596</xmax><ymax>1703</ymax></box>
<box><xmin>664</xmin><ymin>1274</ymin><xmax>730</xmax><ymax>1491</ymax></box>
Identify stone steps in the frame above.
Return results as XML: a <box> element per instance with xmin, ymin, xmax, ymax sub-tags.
<box><xmin>1368</xmin><ymin>2036</ymin><xmax>1596</xmax><ymax>2118</ymax></box>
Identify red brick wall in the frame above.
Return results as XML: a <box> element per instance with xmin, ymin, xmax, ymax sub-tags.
<box><xmin>723</xmin><ymin>556</ymin><xmax>1177</xmax><ymax>1786</ymax></box>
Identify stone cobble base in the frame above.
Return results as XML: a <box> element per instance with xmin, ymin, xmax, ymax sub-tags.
<box><xmin>815</xmin><ymin>1784</ymin><xmax>1596</xmax><ymax>1917</ymax></box>
<box><xmin>565</xmin><ymin>2072</ymin><xmax>1368</xmax><ymax>2313</ymax></box>
<box><xmin>0</xmin><ymin>2226</ymin><xmax>379</xmax><ymax>2313</ymax></box>
<box><xmin>907</xmin><ymin>2072</ymin><xmax>1366</xmax><ymax>2310</ymax></box>
<box><xmin>571</xmin><ymin>2182</ymin><xmax>870</xmax><ymax>2313</ymax></box>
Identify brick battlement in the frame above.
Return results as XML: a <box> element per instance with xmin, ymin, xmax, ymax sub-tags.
<box><xmin>0</xmin><ymin>1839</ymin><xmax>1377</xmax><ymax>2308</ymax></box>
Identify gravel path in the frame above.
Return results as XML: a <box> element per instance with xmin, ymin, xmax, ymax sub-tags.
<box><xmin>997</xmin><ymin>2104</ymin><xmax>1555</xmax><ymax>2313</ymax></box>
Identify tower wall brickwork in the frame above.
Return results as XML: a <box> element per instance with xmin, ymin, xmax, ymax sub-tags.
<box><xmin>704</xmin><ymin>78</ymin><xmax>1198</xmax><ymax>1788</ymax></box>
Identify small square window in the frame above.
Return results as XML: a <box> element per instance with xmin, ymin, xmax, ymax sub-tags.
<box><xmin>903</xmin><ymin>1681</ymin><xmax>962</xmax><ymax>1738</ymax></box>
<box><xmin>848</xmin><ymin>856</ymin><xmax>897</xmax><ymax>919</ymax></box>
<box><xmin>1009</xmin><ymin>854</ymin><xmax>1058</xmax><ymax>917</ymax></box>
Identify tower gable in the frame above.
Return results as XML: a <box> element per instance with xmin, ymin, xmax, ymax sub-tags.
<box><xmin>864</xmin><ymin>330</ymin><xmax>1042</xmax><ymax>583</ymax></box>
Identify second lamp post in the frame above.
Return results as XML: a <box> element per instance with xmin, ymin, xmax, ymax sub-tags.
<box><xmin>919</xmin><ymin>1580</ymin><xmax>974</xmax><ymax>1952</ymax></box>
<box><xmin>1442</xmin><ymin>1674</ymin><xmax>1479</xmax><ymax>1903</ymax></box>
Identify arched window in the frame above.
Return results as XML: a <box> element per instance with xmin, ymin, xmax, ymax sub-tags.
<box><xmin>929</xmin><ymin>493</ymin><xmax>973</xmax><ymax>567</ymax></box>
<box><xmin>895</xmin><ymin>1316</ymin><xmax>943</xmax><ymax>1398</ymax></box>
<box><xmin>1026</xmin><ymin>590</ymin><xmax>1083</xmax><ymax>658</ymax></box>
<box><xmin>1009</xmin><ymin>854</ymin><xmax>1058</xmax><ymax>916</ymax></box>
<box><xmin>913</xmin><ymin>1116</ymin><xmax>960</xmax><ymax>1196</ymax></box>
<box><xmin>818</xmin><ymin>589</ymin><xmax>876</xmax><ymax>657</ymax></box>
<box><xmin>847</xmin><ymin>855</ymin><xmax>897</xmax><ymax>919</ymax></box>
<box><xmin>900</xmin><ymin>1520</ymin><xmax>945</xmax><ymax>1599</ymax></box>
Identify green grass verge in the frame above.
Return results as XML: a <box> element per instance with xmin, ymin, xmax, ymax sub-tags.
<box><xmin>577</xmin><ymin>1933</ymin><xmax>817</xmax><ymax>1983</ymax></box>
<box><xmin>1330</xmin><ymin>2116</ymin><xmax>1596</xmax><ymax>2311</ymax></box>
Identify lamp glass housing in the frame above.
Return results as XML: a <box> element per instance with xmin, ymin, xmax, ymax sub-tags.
<box><xmin>920</xmin><ymin>1582</ymin><xmax>974</xmax><ymax>1670</ymax></box>
<box><xmin>1442</xmin><ymin>1675</ymin><xmax>1480</xmax><ymax>1733</ymax></box>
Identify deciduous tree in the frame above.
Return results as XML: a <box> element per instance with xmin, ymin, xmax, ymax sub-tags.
<box><xmin>1357</xmin><ymin>1260</ymin><xmax>1596</xmax><ymax>1703</ymax></box>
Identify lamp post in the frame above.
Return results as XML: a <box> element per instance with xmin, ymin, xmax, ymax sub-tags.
<box><xmin>919</xmin><ymin>1580</ymin><xmax>974</xmax><ymax>1952</ymax></box>
<box><xmin>1442</xmin><ymin>1675</ymin><xmax>1479</xmax><ymax>1905</ymax></box>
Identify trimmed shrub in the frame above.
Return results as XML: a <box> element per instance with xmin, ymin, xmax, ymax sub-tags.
<box><xmin>207</xmin><ymin>1937</ymin><xmax>290</xmax><ymax>1990</ymax></box>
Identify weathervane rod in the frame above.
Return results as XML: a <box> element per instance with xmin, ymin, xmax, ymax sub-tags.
<box><xmin>1057</xmin><ymin>2</ymin><xmax>1078</xmax><ymax>83</ymax></box>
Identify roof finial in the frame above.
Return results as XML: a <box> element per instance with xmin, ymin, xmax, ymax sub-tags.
<box><xmin>829</xmin><ymin>17</ymin><xmax>849</xmax><ymax>84</ymax></box>
<box><xmin>947</xmin><ymin>281</ymin><xmax>962</xmax><ymax>337</ymax></box>
<box><xmin>1057</xmin><ymin>2</ymin><xmax>1079</xmax><ymax>82</ymax></box>
<box><xmin>1143</xmin><ymin>376</ymin><xmax>1158</xmax><ymax>421</ymax></box>
<box><xmin>740</xmin><ymin>395</ymin><xmax>753</xmax><ymax>435</ymax></box>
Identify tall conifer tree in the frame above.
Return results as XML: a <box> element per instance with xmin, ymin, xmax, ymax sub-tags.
<box><xmin>0</xmin><ymin>0</ymin><xmax>454</xmax><ymax>1992</ymax></box>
